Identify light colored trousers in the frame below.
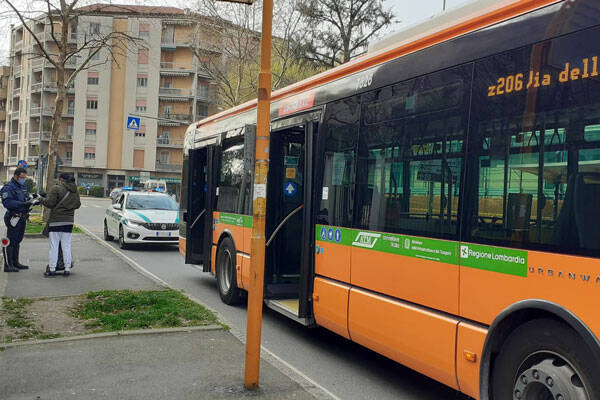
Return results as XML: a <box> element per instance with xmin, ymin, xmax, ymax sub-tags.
<box><xmin>49</xmin><ymin>231</ymin><xmax>72</xmax><ymax>272</ymax></box>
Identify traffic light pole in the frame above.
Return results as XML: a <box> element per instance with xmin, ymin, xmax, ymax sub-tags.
<box><xmin>244</xmin><ymin>0</ymin><xmax>273</xmax><ymax>389</ymax></box>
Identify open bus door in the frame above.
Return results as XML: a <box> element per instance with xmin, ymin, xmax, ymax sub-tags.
<box><xmin>264</xmin><ymin>111</ymin><xmax>321</xmax><ymax>326</ymax></box>
<box><xmin>185</xmin><ymin>144</ymin><xmax>218</xmax><ymax>272</ymax></box>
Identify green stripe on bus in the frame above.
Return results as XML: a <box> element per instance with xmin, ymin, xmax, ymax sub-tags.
<box><xmin>316</xmin><ymin>225</ymin><xmax>459</xmax><ymax>265</ymax></box>
<box><xmin>218</xmin><ymin>213</ymin><xmax>253</xmax><ymax>228</ymax></box>
<box><xmin>316</xmin><ymin>225</ymin><xmax>528</xmax><ymax>276</ymax></box>
<box><xmin>459</xmin><ymin>243</ymin><xmax>527</xmax><ymax>277</ymax></box>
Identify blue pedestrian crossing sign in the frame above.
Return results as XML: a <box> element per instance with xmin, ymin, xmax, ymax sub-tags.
<box><xmin>283</xmin><ymin>181</ymin><xmax>297</xmax><ymax>197</ymax></box>
<box><xmin>127</xmin><ymin>116</ymin><xmax>141</xmax><ymax>131</ymax></box>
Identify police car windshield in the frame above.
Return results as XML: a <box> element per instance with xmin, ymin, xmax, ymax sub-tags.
<box><xmin>125</xmin><ymin>195</ymin><xmax>178</xmax><ymax>211</ymax></box>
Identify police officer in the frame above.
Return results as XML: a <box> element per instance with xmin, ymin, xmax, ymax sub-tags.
<box><xmin>1</xmin><ymin>167</ymin><xmax>39</xmax><ymax>272</ymax></box>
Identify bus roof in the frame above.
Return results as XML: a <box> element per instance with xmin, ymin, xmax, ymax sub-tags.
<box><xmin>193</xmin><ymin>0</ymin><xmax>560</xmax><ymax>130</ymax></box>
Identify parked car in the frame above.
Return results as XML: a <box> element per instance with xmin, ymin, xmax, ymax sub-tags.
<box><xmin>104</xmin><ymin>192</ymin><xmax>179</xmax><ymax>249</ymax></box>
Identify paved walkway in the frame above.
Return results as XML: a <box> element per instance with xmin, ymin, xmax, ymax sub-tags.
<box><xmin>1</xmin><ymin>329</ymin><xmax>316</xmax><ymax>400</ymax></box>
<box><xmin>1</xmin><ymin>234</ymin><xmax>163</xmax><ymax>298</ymax></box>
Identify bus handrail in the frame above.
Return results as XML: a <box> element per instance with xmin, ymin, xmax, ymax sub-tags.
<box><xmin>190</xmin><ymin>209</ymin><xmax>206</xmax><ymax>230</ymax></box>
<box><xmin>266</xmin><ymin>204</ymin><xmax>304</xmax><ymax>247</ymax></box>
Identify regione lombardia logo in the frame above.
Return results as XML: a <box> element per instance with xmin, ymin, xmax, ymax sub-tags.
<box><xmin>460</xmin><ymin>245</ymin><xmax>469</xmax><ymax>259</ymax></box>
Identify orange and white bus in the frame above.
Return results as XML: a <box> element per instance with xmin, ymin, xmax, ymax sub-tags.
<box><xmin>180</xmin><ymin>1</ymin><xmax>600</xmax><ymax>398</ymax></box>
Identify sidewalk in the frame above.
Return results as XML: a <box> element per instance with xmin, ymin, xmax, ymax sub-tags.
<box><xmin>0</xmin><ymin>233</ymin><xmax>321</xmax><ymax>400</ymax></box>
<box><xmin>1</xmin><ymin>234</ymin><xmax>163</xmax><ymax>299</ymax></box>
<box><xmin>1</xmin><ymin>330</ymin><xmax>315</xmax><ymax>400</ymax></box>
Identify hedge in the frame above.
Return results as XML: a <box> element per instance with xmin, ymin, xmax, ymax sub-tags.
<box><xmin>78</xmin><ymin>186</ymin><xmax>105</xmax><ymax>197</ymax></box>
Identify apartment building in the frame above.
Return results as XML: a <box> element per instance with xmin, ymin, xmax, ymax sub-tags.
<box><xmin>4</xmin><ymin>4</ymin><xmax>217</xmax><ymax>191</ymax></box>
<box><xmin>0</xmin><ymin>66</ymin><xmax>8</xmax><ymax>178</ymax></box>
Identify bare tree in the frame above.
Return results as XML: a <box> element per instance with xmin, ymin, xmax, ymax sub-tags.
<box><xmin>298</xmin><ymin>0</ymin><xmax>394</xmax><ymax>67</ymax></box>
<box><xmin>2</xmin><ymin>0</ymin><xmax>141</xmax><ymax>215</ymax></box>
<box><xmin>189</xmin><ymin>0</ymin><xmax>319</xmax><ymax>109</ymax></box>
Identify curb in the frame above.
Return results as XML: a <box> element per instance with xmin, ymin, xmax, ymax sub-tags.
<box><xmin>0</xmin><ymin>325</ymin><xmax>224</xmax><ymax>349</ymax></box>
<box><xmin>78</xmin><ymin>224</ymin><xmax>337</xmax><ymax>400</ymax></box>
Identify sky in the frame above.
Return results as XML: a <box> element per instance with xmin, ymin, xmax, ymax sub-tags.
<box><xmin>0</xmin><ymin>0</ymin><xmax>472</xmax><ymax>64</ymax></box>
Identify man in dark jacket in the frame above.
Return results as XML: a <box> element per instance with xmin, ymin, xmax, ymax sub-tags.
<box><xmin>42</xmin><ymin>172</ymin><xmax>81</xmax><ymax>277</ymax></box>
<box><xmin>1</xmin><ymin>167</ymin><xmax>38</xmax><ymax>272</ymax></box>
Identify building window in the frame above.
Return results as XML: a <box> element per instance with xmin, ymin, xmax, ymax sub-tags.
<box><xmin>133</xmin><ymin>149</ymin><xmax>144</xmax><ymax>169</ymax></box>
<box><xmin>139</xmin><ymin>24</ymin><xmax>150</xmax><ymax>38</ymax></box>
<box><xmin>162</xmin><ymin>77</ymin><xmax>173</xmax><ymax>88</ymax></box>
<box><xmin>138</xmin><ymin>49</ymin><xmax>149</xmax><ymax>64</ymax></box>
<box><xmin>135</xmin><ymin>124</ymin><xmax>146</xmax><ymax>137</ymax></box>
<box><xmin>137</xmin><ymin>74</ymin><xmax>148</xmax><ymax>87</ymax></box>
<box><xmin>89</xmin><ymin>23</ymin><xmax>100</xmax><ymax>34</ymax></box>
<box><xmin>85</xmin><ymin>122</ymin><xmax>97</xmax><ymax>136</ymax></box>
<box><xmin>84</xmin><ymin>150</ymin><xmax>96</xmax><ymax>160</ymax></box>
<box><xmin>87</xmin><ymin>71</ymin><xmax>99</xmax><ymax>85</ymax></box>
<box><xmin>198</xmin><ymin>83</ymin><xmax>208</xmax><ymax>98</ymax></box>
<box><xmin>159</xmin><ymin>151</ymin><xmax>170</xmax><ymax>164</ymax></box>
<box><xmin>90</xmin><ymin>50</ymin><xmax>100</xmax><ymax>61</ymax></box>
<box><xmin>65</xmin><ymin>151</ymin><xmax>72</xmax><ymax>160</ymax></box>
<box><xmin>136</xmin><ymin>99</ymin><xmax>147</xmax><ymax>113</ymax></box>
<box><xmin>86</xmin><ymin>98</ymin><xmax>98</xmax><ymax>109</ymax></box>
<box><xmin>197</xmin><ymin>104</ymin><xmax>208</xmax><ymax>118</ymax></box>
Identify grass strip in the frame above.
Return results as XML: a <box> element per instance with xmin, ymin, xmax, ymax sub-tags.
<box><xmin>26</xmin><ymin>215</ymin><xmax>82</xmax><ymax>234</ymax></box>
<box><xmin>74</xmin><ymin>289</ymin><xmax>221</xmax><ymax>332</ymax></box>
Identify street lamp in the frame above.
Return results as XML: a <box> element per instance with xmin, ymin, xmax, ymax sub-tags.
<box><xmin>215</xmin><ymin>0</ymin><xmax>272</xmax><ymax>391</ymax></box>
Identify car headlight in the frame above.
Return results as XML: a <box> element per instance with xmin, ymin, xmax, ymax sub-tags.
<box><xmin>126</xmin><ymin>219</ymin><xmax>144</xmax><ymax>227</ymax></box>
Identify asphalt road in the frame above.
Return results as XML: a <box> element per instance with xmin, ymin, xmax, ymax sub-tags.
<box><xmin>75</xmin><ymin>197</ymin><xmax>470</xmax><ymax>400</ymax></box>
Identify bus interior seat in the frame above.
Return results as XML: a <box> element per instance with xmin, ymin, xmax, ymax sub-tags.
<box><xmin>574</xmin><ymin>173</ymin><xmax>600</xmax><ymax>250</ymax></box>
<box><xmin>555</xmin><ymin>172</ymin><xmax>600</xmax><ymax>249</ymax></box>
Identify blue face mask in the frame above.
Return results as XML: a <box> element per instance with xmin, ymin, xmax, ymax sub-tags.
<box><xmin>17</xmin><ymin>178</ymin><xmax>26</xmax><ymax>185</ymax></box>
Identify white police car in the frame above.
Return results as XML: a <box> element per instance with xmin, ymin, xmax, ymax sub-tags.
<box><xmin>104</xmin><ymin>191</ymin><xmax>179</xmax><ymax>249</ymax></box>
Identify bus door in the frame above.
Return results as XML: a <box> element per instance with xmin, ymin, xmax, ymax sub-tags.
<box><xmin>185</xmin><ymin>145</ymin><xmax>218</xmax><ymax>272</ymax></box>
<box><xmin>265</xmin><ymin>114</ymin><xmax>319</xmax><ymax>325</ymax></box>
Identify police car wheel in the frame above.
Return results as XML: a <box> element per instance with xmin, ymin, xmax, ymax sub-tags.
<box><xmin>104</xmin><ymin>220</ymin><xmax>114</xmax><ymax>241</ymax></box>
<box><xmin>118</xmin><ymin>225</ymin><xmax>128</xmax><ymax>249</ymax></box>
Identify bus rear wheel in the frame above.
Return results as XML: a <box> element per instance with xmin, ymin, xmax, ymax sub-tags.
<box><xmin>492</xmin><ymin>319</ymin><xmax>598</xmax><ymax>400</ymax></box>
<box><xmin>216</xmin><ymin>237</ymin><xmax>242</xmax><ymax>305</ymax></box>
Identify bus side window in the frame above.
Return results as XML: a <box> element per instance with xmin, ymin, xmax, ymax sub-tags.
<box><xmin>467</xmin><ymin>35</ymin><xmax>600</xmax><ymax>255</ymax></box>
<box><xmin>318</xmin><ymin>98</ymin><xmax>360</xmax><ymax>227</ymax></box>
<box><xmin>355</xmin><ymin>66</ymin><xmax>469</xmax><ymax>240</ymax></box>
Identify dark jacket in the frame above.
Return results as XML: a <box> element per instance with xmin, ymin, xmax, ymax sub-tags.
<box><xmin>43</xmin><ymin>181</ymin><xmax>81</xmax><ymax>224</ymax></box>
<box><xmin>1</xmin><ymin>178</ymin><xmax>31</xmax><ymax>215</ymax></box>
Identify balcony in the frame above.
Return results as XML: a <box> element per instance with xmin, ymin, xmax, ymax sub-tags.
<box><xmin>10</xmin><ymin>111</ymin><xmax>20</xmax><ymax>119</ymax></box>
<box><xmin>12</xmin><ymin>87</ymin><xmax>21</xmax><ymax>96</ymax></box>
<box><xmin>158</xmin><ymin>113</ymin><xmax>192</xmax><ymax>126</ymax></box>
<box><xmin>157</xmin><ymin>137</ymin><xmax>184</xmax><ymax>148</ymax></box>
<box><xmin>27</xmin><ymin>155</ymin><xmax>39</xmax><ymax>163</ymax></box>
<box><xmin>14</xmin><ymin>40</ymin><xmax>23</xmax><ymax>52</ymax></box>
<box><xmin>30</xmin><ymin>106</ymin><xmax>54</xmax><ymax>117</ymax></box>
<box><xmin>59</xmin><ymin>133</ymin><xmax>73</xmax><ymax>142</ymax></box>
<box><xmin>63</xmin><ymin>108</ymin><xmax>75</xmax><ymax>117</ymax></box>
<box><xmin>31</xmin><ymin>58</ymin><xmax>45</xmax><ymax>69</ymax></box>
<box><xmin>31</xmin><ymin>82</ymin><xmax>43</xmax><ymax>92</ymax></box>
<box><xmin>159</xmin><ymin>62</ymin><xmax>195</xmax><ymax>76</ymax></box>
<box><xmin>155</xmin><ymin>162</ymin><xmax>182</xmax><ymax>172</ymax></box>
<box><xmin>61</xmin><ymin>158</ymin><xmax>72</xmax><ymax>167</ymax></box>
<box><xmin>44</xmin><ymin>82</ymin><xmax>75</xmax><ymax>93</ymax></box>
<box><xmin>29</xmin><ymin>132</ymin><xmax>41</xmax><ymax>142</ymax></box>
<box><xmin>8</xmin><ymin>157</ymin><xmax>17</xmax><ymax>165</ymax></box>
<box><xmin>158</xmin><ymin>87</ymin><xmax>193</xmax><ymax>99</ymax></box>
<box><xmin>12</xmin><ymin>64</ymin><xmax>22</xmax><ymax>76</ymax></box>
<box><xmin>9</xmin><ymin>133</ymin><xmax>19</xmax><ymax>142</ymax></box>
<box><xmin>160</xmin><ymin>38</ymin><xmax>189</xmax><ymax>49</ymax></box>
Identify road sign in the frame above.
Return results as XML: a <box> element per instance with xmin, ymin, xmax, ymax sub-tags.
<box><xmin>127</xmin><ymin>116</ymin><xmax>141</xmax><ymax>131</ymax></box>
<box><xmin>283</xmin><ymin>182</ymin><xmax>297</xmax><ymax>197</ymax></box>
<box><xmin>17</xmin><ymin>160</ymin><xmax>27</xmax><ymax>168</ymax></box>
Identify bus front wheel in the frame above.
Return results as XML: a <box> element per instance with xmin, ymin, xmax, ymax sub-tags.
<box><xmin>491</xmin><ymin>319</ymin><xmax>598</xmax><ymax>400</ymax></box>
<box><xmin>216</xmin><ymin>237</ymin><xmax>242</xmax><ymax>305</ymax></box>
